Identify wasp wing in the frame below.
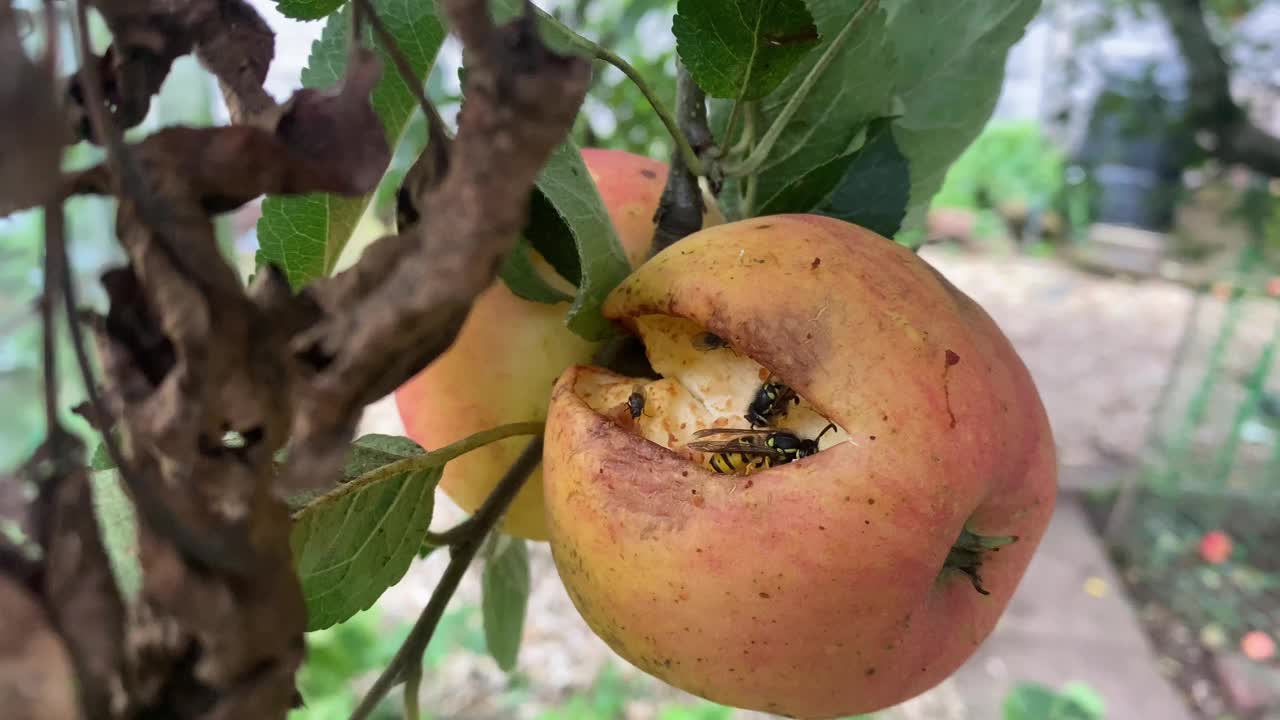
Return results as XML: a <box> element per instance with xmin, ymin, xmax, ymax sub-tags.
<box><xmin>690</xmin><ymin>427</ymin><xmax>776</xmax><ymax>439</ymax></box>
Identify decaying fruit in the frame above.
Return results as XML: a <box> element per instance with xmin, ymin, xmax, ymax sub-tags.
<box><xmin>394</xmin><ymin>148</ymin><xmax>723</xmax><ymax>540</ymax></box>
<box><xmin>542</xmin><ymin>214</ymin><xmax>1057</xmax><ymax>718</ymax></box>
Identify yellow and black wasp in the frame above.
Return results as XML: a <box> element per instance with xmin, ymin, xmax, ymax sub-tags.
<box><xmin>745</xmin><ymin>378</ymin><xmax>800</xmax><ymax>427</ymax></box>
<box><xmin>686</xmin><ymin>424</ymin><xmax>836</xmax><ymax>475</ymax></box>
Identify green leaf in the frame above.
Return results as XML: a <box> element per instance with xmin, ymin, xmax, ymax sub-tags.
<box><xmin>813</xmin><ymin>118</ymin><xmax>910</xmax><ymax>237</ymax></box>
<box><xmin>479</xmin><ymin>3</ymin><xmax>642</xmax><ymax>336</ymax></box>
<box><xmin>673</xmin><ymin>0</ymin><xmax>820</xmax><ymax>100</ymax></box>
<box><xmin>499</xmin><ymin>237</ymin><xmax>575</xmax><ymax>305</ymax></box>
<box><xmin>293</xmin><ymin>465</ymin><xmax>440</xmax><ymax>631</ymax></box>
<box><xmin>342</xmin><ymin>434</ymin><xmax>425</xmax><ymax>481</ymax></box>
<box><xmin>1003</xmin><ymin>682</ymin><xmax>1104</xmax><ymax>720</ymax></box>
<box><xmin>89</xmin><ymin>470</ymin><xmax>141</xmax><ymax>601</ymax></box>
<box><xmin>89</xmin><ymin>441</ymin><xmax>113</xmax><ymax>470</ymax></box>
<box><xmin>530</xmin><ymin>140</ymin><xmax>631</xmax><ymax>341</ymax></box>
<box><xmin>722</xmin><ymin>0</ymin><xmax>897</xmax><ymax>215</ymax></box>
<box><xmin>481</xmin><ymin>533</ymin><xmax>530</xmax><ymax>672</ymax></box>
<box><xmin>1059</xmin><ymin>682</ymin><xmax>1106</xmax><ymax>719</ymax></box>
<box><xmin>290</xmin><ymin>422</ymin><xmax>540</xmax><ymax>631</ymax></box>
<box><xmin>274</xmin><ymin>0</ymin><xmax>344</xmax><ymax>21</ymax></box>
<box><xmin>255</xmin><ymin>0</ymin><xmax>445</xmax><ymax>288</ymax></box>
<box><xmin>885</xmin><ymin>0</ymin><xmax>1041</xmax><ymax>239</ymax></box>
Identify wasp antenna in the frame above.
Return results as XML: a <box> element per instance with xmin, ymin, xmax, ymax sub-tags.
<box><xmin>816</xmin><ymin>422</ymin><xmax>837</xmax><ymax>442</ymax></box>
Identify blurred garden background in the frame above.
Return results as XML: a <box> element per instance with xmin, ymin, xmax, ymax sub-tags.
<box><xmin>4</xmin><ymin>0</ymin><xmax>1280</xmax><ymax>718</ymax></box>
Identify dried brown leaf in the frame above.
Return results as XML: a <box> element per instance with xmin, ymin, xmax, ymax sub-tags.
<box><xmin>272</xmin><ymin>48</ymin><xmax>391</xmax><ymax>194</ymax></box>
<box><xmin>0</xmin><ymin>0</ymin><xmax>66</xmax><ymax>216</ymax></box>
<box><xmin>67</xmin><ymin>0</ymin><xmax>278</xmax><ymax>140</ymax></box>
<box><xmin>194</xmin><ymin>0</ymin><xmax>276</xmax><ymax>124</ymax></box>
<box><xmin>0</xmin><ymin>574</ymin><xmax>82</xmax><ymax>720</ymax></box>
<box><xmin>24</xmin><ymin>435</ymin><xmax>128</xmax><ymax>719</ymax></box>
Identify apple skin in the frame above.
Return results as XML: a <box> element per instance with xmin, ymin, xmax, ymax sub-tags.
<box><xmin>541</xmin><ymin>214</ymin><xmax>1057</xmax><ymax>717</ymax></box>
<box><xmin>394</xmin><ymin>148</ymin><xmax>722</xmax><ymax>541</ymax></box>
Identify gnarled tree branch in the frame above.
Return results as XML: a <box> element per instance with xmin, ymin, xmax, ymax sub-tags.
<box><xmin>1</xmin><ymin>0</ymin><xmax>589</xmax><ymax>716</ymax></box>
<box><xmin>280</xmin><ymin>0</ymin><xmax>590</xmax><ymax>491</ymax></box>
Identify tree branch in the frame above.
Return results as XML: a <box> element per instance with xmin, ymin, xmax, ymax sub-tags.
<box><xmin>1155</xmin><ymin>0</ymin><xmax>1280</xmax><ymax>177</ymax></box>
<box><xmin>3</xmin><ymin>0</ymin><xmax>588</xmax><ymax>715</ymax></box>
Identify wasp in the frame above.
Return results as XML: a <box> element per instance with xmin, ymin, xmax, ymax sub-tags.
<box><xmin>686</xmin><ymin>424</ymin><xmax>836</xmax><ymax>475</ymax></box>
<box><xmin>626</xmin><ymin>388</ymin><xmax>647</xmax><ymax>419</ymax></box>
<box><xmin>745</xmin><ymin>378</ymin><xmax>800</xmax><ymax>427</ymax></box>
<box><xmin>691</xmin><ymin>332</ymin><xmax>731</xmax><ymax>352</ymax></box>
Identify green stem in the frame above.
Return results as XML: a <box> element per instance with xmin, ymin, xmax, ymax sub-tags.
<box><xmin>292</xmin><ymin>421</ymin><xmax>544</xmax><ymax>519</ymax></box>
<box><xmin>721</xmin><ymin>101</ymin><xmax>744</xmax><ymax>155</ymax></box>
<box><xmin>743</xmin><ymin>165</ymin><xmax>759</xmax><ymax>218</ymax></box>
<box><xmin>721</xmin><ymin>0</ymin><xmax>875</xmax><ymax>179</ymax></box>
<box><xmin>727</xmin><ymin>101</ymin><xmax>756</xmax><ymax>157</ymax></box>
<box><xmin>525</xmin><ymin>2</ymin><xmax>704</xmax><ymax>177</ymax></box>
<box><xmin>942</xmin><ymin>528</ymin><xmax>1018</xmax><ymax>596</ymax></box>
<box><xmin>592</xmin><ymin>43</ymin><xmax>705</xmax><ymax>177</ymax></box>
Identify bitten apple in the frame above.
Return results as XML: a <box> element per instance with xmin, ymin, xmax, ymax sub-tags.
<box><xmin>395</xmin><ymin>149</ymin><xmax>723</xmax><ymax>540</ymax></box>
<box><xmin>541</xmin><ymin>214</ymin><xmax>1057</xmax><ymax>718</ymax></box>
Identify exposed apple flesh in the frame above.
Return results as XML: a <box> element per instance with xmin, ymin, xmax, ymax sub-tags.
<box><xmin>573</xmin><ymin>314</ymin><xmax>849</xmax><ymax>472</ymax></box>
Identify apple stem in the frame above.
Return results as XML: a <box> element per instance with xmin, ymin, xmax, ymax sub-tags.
<box><xmin>943</xmin><ymin>528</ymin><xmax>1019</xmax><ymax>596</ymax></box>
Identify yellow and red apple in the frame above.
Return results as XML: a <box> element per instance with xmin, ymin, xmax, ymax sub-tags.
<box><xmin>540</xmin><ymin>214</ymin><xmax>1057</xmax><ymax>717</ymax></box>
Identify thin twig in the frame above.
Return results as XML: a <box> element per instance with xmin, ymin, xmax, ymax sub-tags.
<box><xmin>721</xmin><ymin>0</ymin><xmax>874</xmax><ymax>179</ymax></box>
<box><xmin>727</xmin><ymin>100</ymin><xmax>756</xmax><ymax>157</ymax></box>
<box><xmin>72</xmin><ymin>2</ymin><xmax>135</xmax><ymax>199</ymax></box>
<box><xmin>593</xmin><ymin>44</ymin><xmax>703</xmax><ymax>177</ymax></box>
<box><xmin>402</xmin><ymin>659</ymin><xmax>422</xmax><ymax>720</ymax></box>
<box><xmin>39</xmin><ymin>0</ymin><xmax>62</xmax><ymax>441</ymax></box>
<box><xmin>422</xmin><ymin>520</ymin><xmax>474</xmax><ymax>548</ymax></box>
<box><xmin>520</xmin><ymin>3</ymin><xmax>702</xmax><ymax>177</ymax></box>
<box><xmin>41</xmin><ymin>201</ymin><xmax>63</xmax><ymax>437</ymax></box>
<box><xmin>348</xmin><ymin>0</ymin><xmax>364</xmax><ymax>50</ymax></box>
<box><xmin>348</xmin><ymin>436</ymin><xmax>544</xmax><ymax>720</ymax></box>
<box><xmin>720</xmin><ymin>100</ymin><xmax>743</xmax><ymax>156</ymax></box>
<box><xmin>292</xmin><ymin>421</ymin><xmax>542</xmax><ymax>518</ymax></box>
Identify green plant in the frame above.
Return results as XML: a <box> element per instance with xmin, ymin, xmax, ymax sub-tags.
<box><xmin>1003</xmin><ymin>681</ymin><xmax>1105</xmax><ymax>720</ymax></box>
<box><xmin>291</xmin><ymin>610</ymin><xmax>408</xmax><ymax>720</ymax></box>
<box><xmin>533</xmin><ymin>664</ymin><xmax>636</xmax><ymax>720</ymax></box>
<box><xmin>931</xmin><ymin>120</ymin><xmax>1066</xmax><ymax>244</ymax></box>
<box><xmin>934</xmin><ymin>121</ymin><xmax>1065</xmax><ymax>212</ymax></box>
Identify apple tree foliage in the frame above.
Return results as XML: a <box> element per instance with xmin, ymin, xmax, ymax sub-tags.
<box><xmin>90</xmin><ymin>0</ymin><xmax>1039</xmax><ymax>688</ymax></box>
